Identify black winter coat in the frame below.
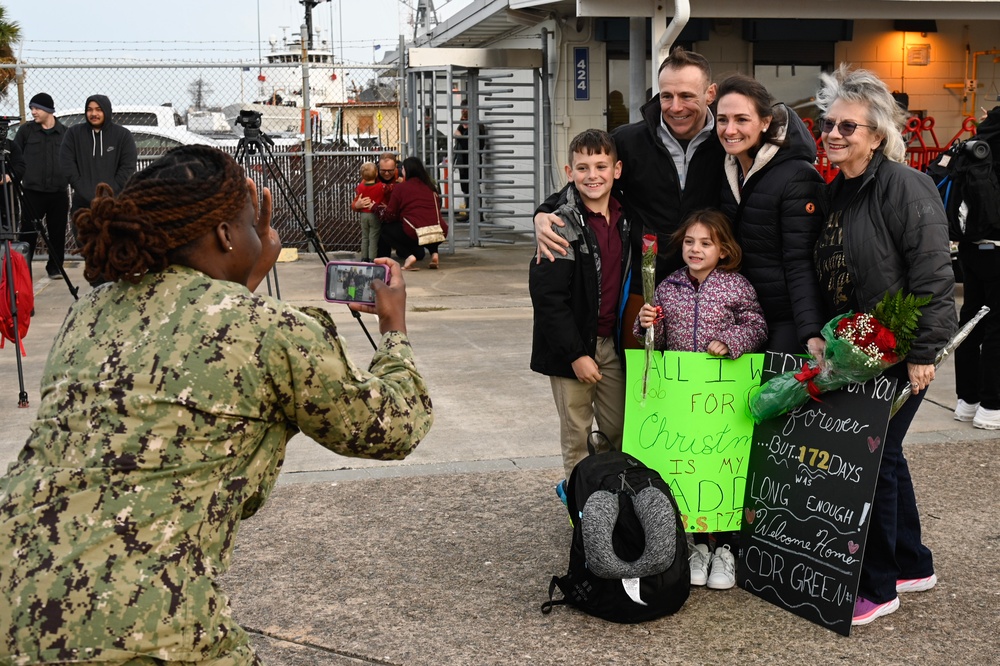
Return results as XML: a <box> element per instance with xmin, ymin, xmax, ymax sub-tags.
<box><xmin>529</xmin><ymin>184</ymin><xmax>633</xmax><ymax>379</ymax></box>
<box><xmin>612</xmin><ymin>96</ymin><xmax>726</xmax><ymax>278</ymax></box>
<box><xmin>13</xmin><ymin>119</ymin><xmax>69</xmax><ymax>193</ymax></box>
<box><xmin>830</xmin><ymin>151</ymin><xmax>957</xmax><ymax>365</ymax></box>
<box><xmin>720</xmin><ymin>104</ymin><xmax>827</xmax><ymax>355</ymax></box>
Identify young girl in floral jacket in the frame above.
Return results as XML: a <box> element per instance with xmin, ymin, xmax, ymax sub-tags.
<box><xmin>633</xmin><ymin>208</ymin><xmax>767</xmax><ymax>591</ymax></box>
<box><xmin>634</xmin><ymin>208</ymin><xmax>767</xmax><ymax>358</ymax></box>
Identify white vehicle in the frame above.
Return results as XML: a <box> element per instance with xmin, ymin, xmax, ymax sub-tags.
<box><xmin>127</xmin><ymin>126</ymin><xmax>220</xmax><ymax>157</ymax></box>
<box><xmin>57</xmin><ymin>105</ymin><xmax>184</xmax><ymax>129</ymax></box>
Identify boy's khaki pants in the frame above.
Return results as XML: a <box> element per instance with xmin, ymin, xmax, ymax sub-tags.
<box><xmin>550</xmin><ymin>336</ymin><xmax>626</xmax><ymax>480</ymax></box>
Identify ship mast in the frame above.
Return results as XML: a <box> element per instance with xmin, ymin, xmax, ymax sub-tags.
<box><xmin>299</xmin><ymin>0</ymin><xmax>331</xmax><ymax>50</ymax></box>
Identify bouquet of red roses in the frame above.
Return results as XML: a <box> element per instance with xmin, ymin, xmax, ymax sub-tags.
<box><xmin>748</xmin><ymin>291</ymin><xmax>931</xmax><ymax>423</ymax></box>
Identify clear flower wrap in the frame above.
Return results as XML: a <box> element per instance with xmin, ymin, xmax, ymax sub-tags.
<box><xmin>641</xmin><ymin>234</ymin><xmax>657</xmax><ymax>401</ymax></box>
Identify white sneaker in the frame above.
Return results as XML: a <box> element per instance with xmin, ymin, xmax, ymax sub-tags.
<box><xmin>688</xmin><ymin>543</ymin><xmax>712</xmax><ymax>586</ymax></box>
<box><xmin>954</xmin><ymin>399</ymin><xmax>979</xmax><ymax>422</ymax></box>
<box><xmin>707</xmin><ymin>544</ymin><xmax>736</xmax><ymax>590</ymax></box>
<box><xmin>973</xmin><ymin>406</ymin><xmax>1000</xmax><ymax>430</ymax></box>
<box><xmin>896</xmin><ymin>573</ymin><xmax>937</xmax><ymax>593</ymax></box>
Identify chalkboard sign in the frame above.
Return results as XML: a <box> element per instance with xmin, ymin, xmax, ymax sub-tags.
<box><xmin>739</xmin><ymin>354</ymin><xmax>897</xmax><ymax>636</ymax></box>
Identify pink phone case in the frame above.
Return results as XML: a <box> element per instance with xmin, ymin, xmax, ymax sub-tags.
<box><xmin>324</xmin><ymin>261</ymin><xmax>389</xmax><ymax>305</ymax></box>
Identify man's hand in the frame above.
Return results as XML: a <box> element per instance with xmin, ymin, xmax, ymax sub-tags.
<box><xmin>351</xmin><ymin>258</ymin><xmax>407</xmax><ymax>335</ymax></box>
<box><xmin>246</xmin><ymin>179</ymin><xmax>281</xmax><ymax>292</ymax></box>
<box><xmin>354</xmin><ymin>195</ymin><xmax>373</xmax><ymax>211</ymax></box>
<box><xmin>533</xmin><ymin>211</ymin><xmax>569</xmax><ymax>263</ymax></box>
<box><xmin>572</xmin><ymin>355</ymin><xmax>602</xmax><ymax>383</ymax></box>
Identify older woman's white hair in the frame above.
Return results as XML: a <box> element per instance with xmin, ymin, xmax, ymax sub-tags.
<box><xmin>816</xmin><ymin>64</ymin><xmax>907</xmax><ymax>163</ymax></box>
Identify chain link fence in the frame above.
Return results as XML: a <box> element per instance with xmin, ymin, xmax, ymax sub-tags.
<box><xmin>2</xmin><ymin>59</ymin><xmax>403</xmax><ymax>257</ymax></box>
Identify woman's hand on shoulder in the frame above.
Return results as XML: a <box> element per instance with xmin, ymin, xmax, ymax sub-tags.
<box><xmin>350</xmin><ymin>258</ymin><xmax>407</xmax><ymax>335</ymax></box>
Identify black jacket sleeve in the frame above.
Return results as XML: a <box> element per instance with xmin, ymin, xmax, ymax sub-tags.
<box><xmin>777</xmin><ymin>163</ymin><xmax>828</xmax><ymax>343</ymax></box>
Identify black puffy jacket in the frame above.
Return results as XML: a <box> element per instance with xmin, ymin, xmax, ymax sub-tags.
<box><xmin>720</xmin><ymin>104</ymin><xmax>827</xmax><ymax>354</ymax></box>
<box><xmin>832</xmin><ymin>151</ymin><xmax>957</xmax><ymax>364</ymax></box>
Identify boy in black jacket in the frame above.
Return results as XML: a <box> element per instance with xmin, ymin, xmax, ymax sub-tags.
<box><xmin>529</xmin><ymin>129</ymin><xmax>633</xmax><ymax>491</ymax></box>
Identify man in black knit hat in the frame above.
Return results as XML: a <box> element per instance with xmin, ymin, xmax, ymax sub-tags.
<box><xmin>14</xmin><ymin>93</ymin><xmax>70</xmax><ymax>279</ymax></box>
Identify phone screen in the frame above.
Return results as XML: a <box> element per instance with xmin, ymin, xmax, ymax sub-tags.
<box><xmin>324</xmin><ymin>261</ymin><xmax>389</xmax><ymax>306</ymax></box>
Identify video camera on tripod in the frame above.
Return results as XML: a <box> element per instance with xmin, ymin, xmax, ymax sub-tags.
<box><xmin>235</xmin><ymin>109</ymin><xmax>267</xmax><ymax>145</ymax></box>
<box><xmin>0</xmin><ymin>115</ymin><xmax>20</xmax><ymax>143</ymax></box>
<box><xmin>233</xmin><ymin>108</ymin><xmax>328</xmax><ymax>277</ymax></box>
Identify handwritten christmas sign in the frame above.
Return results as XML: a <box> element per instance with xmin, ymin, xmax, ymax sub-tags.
<box><xmin>623</xmin><ymin>349</ymin><xmax>764</xmax><ymax>533</ymax></box>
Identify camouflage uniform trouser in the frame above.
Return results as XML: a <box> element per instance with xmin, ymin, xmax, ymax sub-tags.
<box><xmin>62</xmin><ymin>645</ymin><xmax>261</xmax><ymax>666</ymax></box>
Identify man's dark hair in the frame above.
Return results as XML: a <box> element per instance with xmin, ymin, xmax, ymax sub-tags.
<box><xmin>657</xmin><ymin>46</ymin><xmax>712</xmax><ymax>83</ymax></box>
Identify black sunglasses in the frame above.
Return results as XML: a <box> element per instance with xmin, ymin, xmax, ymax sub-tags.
<box><xmin>820</xmin><ymin>118</ymin><xmax>876</xmax><ymax>136</ymax></box>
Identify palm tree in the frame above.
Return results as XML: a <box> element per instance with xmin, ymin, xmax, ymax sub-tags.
<box><xmin>0</xmin><ymin>3</ymin><xmax>22</xmax><ymax>98</ymax></box>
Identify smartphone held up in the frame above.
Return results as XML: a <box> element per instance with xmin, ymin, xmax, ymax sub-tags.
<box><xmin>324</xmin><ymin>261</ymin><xmax>389</xmax><ymax>306</ymax></box>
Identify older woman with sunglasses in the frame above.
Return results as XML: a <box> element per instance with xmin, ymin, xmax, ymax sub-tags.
<box><xmin>814</xmin><ymin>65</ymin><xmax>956</xmax><ymax>627</ymax></box>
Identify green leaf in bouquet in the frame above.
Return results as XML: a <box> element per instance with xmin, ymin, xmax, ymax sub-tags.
<box><xmin>871</xmin><ymin>290</ymin><xmax>932</xmax><ymax>358</ymax></box>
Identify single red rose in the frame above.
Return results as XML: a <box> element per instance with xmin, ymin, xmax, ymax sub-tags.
<box><xmin>642</xmin><ymin>234</ymin><xmax>657</xmax><ymax>256</ymax></box>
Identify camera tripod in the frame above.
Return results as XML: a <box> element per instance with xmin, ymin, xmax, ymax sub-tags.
<box><xmin>233</xmin><ymin>113</ymin><xmax>329</xmax><ymax>292</ymax></box>
<box><xmin>1</xmin><ymin>138</ymin><xmax>29</xmax><ymax>407</ymax></box>
<box><xmin>11</xmin><ymin>179</ymin><xmax>80</xmax><ymax>300</ymax></box>
<box><xmin>234</xmin><ymin>112</ymin><xmax>376</xmax><ymax>349</ymax></box>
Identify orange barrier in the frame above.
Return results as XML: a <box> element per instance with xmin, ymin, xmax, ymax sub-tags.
<box><xmin>440</xmin><ymin>158</ymin><xmax>449</xmax><ymax>210</ymax></box>
<box><xmin>943</xmin><ymin>116</ymin><xmax>980</xmax><ymax>147</ymax></box>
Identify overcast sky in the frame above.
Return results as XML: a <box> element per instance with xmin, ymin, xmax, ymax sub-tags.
<box><xmin>9</xmin><ymin>0</ymin><xmax>470</xmax><ymax>64</ymax></box>
<box><xmin>4</xmin><ymin>0</ymin><xmax>471</xmax><ymax>115</ymax></box>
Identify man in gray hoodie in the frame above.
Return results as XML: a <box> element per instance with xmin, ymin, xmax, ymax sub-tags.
<box><xmin>59</xmin><ymin>94</ymin><xmax>137</xmax><ymax>215</ymax></box>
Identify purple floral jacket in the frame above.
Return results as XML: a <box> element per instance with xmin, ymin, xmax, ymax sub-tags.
<box><xmin>633</xmin><ymin>267</ymin><xmax>768</xmax><ymax>358</ymax></box>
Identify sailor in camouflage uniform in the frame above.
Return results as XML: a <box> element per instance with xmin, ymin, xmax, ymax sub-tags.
<box><xmin>0</xmin><ymin>146</ymin><xmax>432</xmax><ymax>665</ymax></box>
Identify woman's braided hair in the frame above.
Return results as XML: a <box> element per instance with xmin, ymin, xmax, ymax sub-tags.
<box><xmin>74</xmin><ymin>145</ymin><xmax>249</xmax><ymax>284</ymax></box>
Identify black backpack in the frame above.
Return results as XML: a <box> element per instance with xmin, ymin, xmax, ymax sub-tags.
<box><xmin>926</xmin><ymin>139</ymin><xmax>1000</xmax><ymax>242</ymax></box>
<box><xmin>541</xmin><ymin>434</ymin><xmax>690</xmax><ymax>623</ymax></box>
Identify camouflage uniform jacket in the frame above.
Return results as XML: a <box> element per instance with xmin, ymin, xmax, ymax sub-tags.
<box><xmin>0</xmin><ymin>265</ymin><xmax>432</xmax><ymax>665</ymax></box>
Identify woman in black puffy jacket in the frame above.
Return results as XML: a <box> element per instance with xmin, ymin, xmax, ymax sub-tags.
<box><xmin>716</xmin><ymin>74</ymin><xmax>828</xmax><ymax>358</ymax></box>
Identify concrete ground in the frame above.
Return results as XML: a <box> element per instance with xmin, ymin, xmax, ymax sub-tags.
<box><xmin>2</xmin><ymin>241</ymin><xmax>997</xmax><ymax>664</ymax></box>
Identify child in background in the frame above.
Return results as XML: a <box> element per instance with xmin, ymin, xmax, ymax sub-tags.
<box><xmin>353</xmin><ymin>162</ymin><xmax>385</xmax><ymax>262</ymax></box>
<box><xmin>634</xmin><ymin>208</ymin><xmax>767</xmax><ymax>590</ymax></box>
<box><xmin>529</xmin><ymin>129</ymin><xmax>632</xmax><ymax>500</ymax></box>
